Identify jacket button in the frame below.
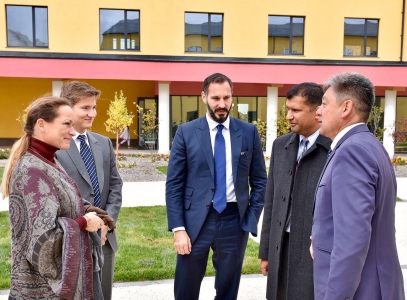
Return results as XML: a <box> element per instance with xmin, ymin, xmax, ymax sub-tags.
<box><xmin>282</xmin><ymin>196</ymin><xmax>285</xmax><ymax>201</ymax></box>
<box><xmin>279</xmin><ymin>221</ymin><xmax>281</xmax><ymax>226</ymax></box>
<box><xmin>210</xmin><ymin>188</ymin><xmax>214</xmax><ymax>192</ymax></box>
<box><xmin>276</xmin><ymin>245</ymin><xmax>279</xmax><ymax>250</ymax></box>
<box><xmin>206</xmin><ymin>205</ymin><xmax>210</xmax><ymax>209</ymax></box>
<box><xmin>289</xmin><ymin>170</ymin><xmax>292</xmax><ymax>175</ymax></box>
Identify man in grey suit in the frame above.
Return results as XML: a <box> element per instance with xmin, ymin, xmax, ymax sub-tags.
<box><xmin>259</xmin><ymin>83</ymin><xmax>331</xmax><ymax>300</ymax></box>
<box><xmin>312</xmin><ymin>72</ymin><xmax>404</xmax><ymax>299</ymax></box>
<box><xmin>56</xmin><ymin>81</ymin><xmax>123</xmax><ymax>300</ymax></box>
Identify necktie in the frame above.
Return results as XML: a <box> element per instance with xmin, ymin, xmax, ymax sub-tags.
<box><xmin>297</xmin><ymin>137</ymin><xmax>309</xmax><ymax>163</ymax></box>
<box><xmin>327</xmin><ymin>149</ymin><xmax>333</xmax><ymax>160</ymax></box>
<box><xmin>213</xmin><ymin>124</ymin><xmax>226</xmax><ymax>213</ymax></box>
<box><xmin>77</xmin><ymin>135</ymin><xmax>101</xmax><ymax>208</ymax></box>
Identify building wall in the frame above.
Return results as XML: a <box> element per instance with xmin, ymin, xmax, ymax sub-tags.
<box><xmin>0</xmin><ymin>0</ymin><xmax>404</xmax><ymax>61</ymax></box>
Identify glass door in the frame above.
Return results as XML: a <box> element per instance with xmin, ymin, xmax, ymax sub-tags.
<box><xmin>138</xmin><ymin>98</ymin><xmax>158</xmax><ymax>149</ymax></box>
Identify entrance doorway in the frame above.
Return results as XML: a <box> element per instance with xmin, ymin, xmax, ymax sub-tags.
<box><xmin>137</xmin><ymin>98</ymin><xmax>158</xmax><ymax>149</ymax></box>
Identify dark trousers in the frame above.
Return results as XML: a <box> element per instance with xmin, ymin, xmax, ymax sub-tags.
<box><xmin>174</xmin><ymin>203</ymin><xmax>249</xmax><ymax>300</ymax></box>
<box><xmin>277</xmin><ymin>232</ymin><xmax>290</xmax><ymax>300</ymax></box>
<box><xmin>101</xmin><ymin>240</ymin><xmax>115</xmax><ymax>300</ymax></box>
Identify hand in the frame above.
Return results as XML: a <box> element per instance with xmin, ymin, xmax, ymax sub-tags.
<box><xmin>173</xmin><ymin>230</ymin><xmax>191</xmax><ymax>255</ymax></box>
<box><xmin>84</xmin><ymin>205</ymin><xmax>116</xmax><ymax>230</ymax></box>
<box><xmin>309</xmin><ymin>236</ymin><xmax>314</xmax><ymax>260</ymax></box>
<box><xmin>101</xmin><ymin>225</ymin><xmax>108</xmax><ymax>246</ymax></box>
<box><xmin>260</xmin><ymin>259</ymin><xmax>268</xmax><ymax>276</ymax></box>
<box><xmin>84</xmin><ymin>212</ymin><xmax>104</xmax><ymax>232</ymax></box>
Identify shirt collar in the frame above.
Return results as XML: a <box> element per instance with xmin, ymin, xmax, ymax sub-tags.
<box><xmin>331</xmin><ymin>123</ymin><xmax>364</xmax><ymax>150</ymax></box>
<box><xmin>299</xmin><ymin>129</ymin><xmax>320</xmax><ymax>147</ymax></box>
<box><xmin>73</xmin><ymin>130</ymin><xmax>88</xmax><ymax>141</ymax></box>
<box><xmin>206</xmin><ymin>113</ymin><xmax>230</xmax><ymax>131</ymax></box>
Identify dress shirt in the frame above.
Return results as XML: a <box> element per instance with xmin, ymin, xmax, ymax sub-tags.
<box><xmin>330</xmin><ymin>123</ymin><xmax>364</xmax><ymax>151</ymax></box>
<box><xmin>206</xmin><ymin>114</ymin><xmax>236</xmax><ymax>203</ymax></box>
<box><xmin>73</xmin><ymin>130</ymin><xmax>90</xmax><ymax>151</ymax></box>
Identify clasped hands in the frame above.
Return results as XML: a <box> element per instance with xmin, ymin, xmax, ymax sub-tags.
<box><xmin>83</xmin><ymin>205</ymin><xmax>116</xmax><ymax>245</ymax></box>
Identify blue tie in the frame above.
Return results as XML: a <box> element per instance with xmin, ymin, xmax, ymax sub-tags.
<box><xmin>77</xmin><ymin>135</ymin><xmax>101</xmax><ymax>208</ymax></box>
<box><xmin>213</xmin><ymin>124</ymin><xmax>226</xmax><ymax>213</ymax></box>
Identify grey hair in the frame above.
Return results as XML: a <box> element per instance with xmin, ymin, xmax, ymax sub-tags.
<box><xmin>323</xmin><ymin>72</ymin><xmax>375</xmax><ymax>122</ymax></box>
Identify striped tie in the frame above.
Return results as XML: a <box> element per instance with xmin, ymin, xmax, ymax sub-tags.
<box><xmin>77</xmin><ymin>135</ymin><xmax>101</xmax><ymax>208</ymax></box>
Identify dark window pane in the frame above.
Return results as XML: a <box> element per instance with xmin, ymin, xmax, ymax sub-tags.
<box><xmin>126</xmin><ymin>11</ymin><xmax>140</xmax><ymax>50</ymax></box>
<box><xmin>209</xmin><ymin>14</ymin><xmax>223</xmax><ymax>52</ymax></box>
<box><xmin>100</xmin><ymin>9</ymin><xmax>126</xmax><ymax>49</ymax></box>
<box><xmin>7</xmin><ymin>6</ymin><xmax>33</xmax><ymax>47</ymax></box>
<box><xmin>292</xmin><ymin>17</ymin><xmax>304</xmax><ymax>54</ymax></box>
<box><xmin>185</xmin><ymin>13</ymin><xmax>209</xmax><ymax>52</ymax></box>
<box><xmin>34</xmin><ymin>7</ymin><xmax>48</xmax><ymax>46</ymax></box>
<box><xmin>344</xmin><ymin>19</ymin><xmax>365</xmax><ymax>56</ymax></box>
<box><xmin>268</xmin><ymin>16</ymin><xmax>303</xmax><ymax>55</ymax></box>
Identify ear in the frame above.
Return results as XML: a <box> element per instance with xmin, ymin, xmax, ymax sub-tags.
<box><xmin>341</xmin><ymin>100</ymin><xmax>353</xmax><ymax>118</ymax></box>
<box><xmin>201</xmin><ymin>91</ymin><xmax>207</xmax><ymax>104</ymax></box>
<box><xmin>36</xmin><ymin>119</ymin><xmax>46</xmax><ymax>132</ymax></box>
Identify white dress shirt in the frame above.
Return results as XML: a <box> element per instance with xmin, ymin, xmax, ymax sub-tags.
<box><xmin>73</xmin><ymin>130</ymin><xmax>90</xmax><ymax>151</ymax></box>
<box><xmin>330</xmin><ymin>123</ymin><xmax>364</xmax><ymax>151</ymax></box>
<box><xmin>206</xmin><ymin>114</ymin><xmax>237</xmax><ymax>203</ymax></box>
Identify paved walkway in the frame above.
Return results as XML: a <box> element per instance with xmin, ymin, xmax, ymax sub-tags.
<box><xmin>1</xmin><ymin>179</ymin><xmax>407</xmax><ymax>298</ymax></box>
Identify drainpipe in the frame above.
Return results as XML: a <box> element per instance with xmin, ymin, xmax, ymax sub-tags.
<box><xmin>401</xmin><ymin>0</ymin><xmax>406</xmax><ymax>62</ymax></box>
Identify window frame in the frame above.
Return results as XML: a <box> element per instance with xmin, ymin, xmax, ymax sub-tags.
<box><xmin>343</xmin><ymin>18</ymin><xmax>379</xmax><ymax>57</ymax></box>
<box><xmin>184</xmin><ymin>12</ymin><xmax>224</xmax><ymax>54</ymax></box>
<box><xmin>6</xmin><ymin>5</ymin><xmax>49</xmax><ymax>48</ymax></box>
<box><xmin>268</xmin><ymin>15</ymin><xmax>305</xmax><ymax>56</ymax></box>
<box><xmin>99</xmin><ymin>8</ymin><xmax>141</xmax><ymax>51</ymax></box>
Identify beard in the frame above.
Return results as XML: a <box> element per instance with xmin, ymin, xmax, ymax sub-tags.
<box><xmin>206</xmin><ymin>103</ymin><xmax>231</xmax><ymax>123</ymax></box>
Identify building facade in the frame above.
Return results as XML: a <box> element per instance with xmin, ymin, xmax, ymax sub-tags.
<box><xmin>1</xmin><ymin>0</ymin><xmax>407</xmax><ymax>156</ymax></box>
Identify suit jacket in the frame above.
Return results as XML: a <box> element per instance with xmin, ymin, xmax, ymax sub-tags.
<box><xmin>166</xmin><ymin>116</ymin><xmax>267</xmax><ymax>244</ymax></box>
<box><xmin>312</xmin><ymin>124</ymin><xmax>405</xmax><ymax>300</ymax></box>
<box><xmin>259</xmin><ymin>132</ymin><xmax>331</xmax><ymax>300</ymax></box>
<box><xmin>56</xmin><ymin>132</ymin><xmax>123</xmax><ymax>251</ymax></box>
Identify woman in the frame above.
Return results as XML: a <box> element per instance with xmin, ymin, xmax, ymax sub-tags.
<box><xmin>2</xmin><ymin>96</ymin><xmax>104</xmax><ymax>299</ymax></box>
<box><xmin>119</xmin><ymin>126</ymin><xmax>131</xmax><ymax>148</ymax></box>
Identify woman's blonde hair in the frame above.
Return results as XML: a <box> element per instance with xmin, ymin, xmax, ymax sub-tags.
<box><xmin>1</xmin><ymin>96</ymin><xmax>71</xmax><ymax>198</ymax></box>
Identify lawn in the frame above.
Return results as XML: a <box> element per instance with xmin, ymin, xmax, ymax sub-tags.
<box><xmin>0</xmin><ymin>206</ymin><xmax>262</xmax><ymax>289</ymax></box>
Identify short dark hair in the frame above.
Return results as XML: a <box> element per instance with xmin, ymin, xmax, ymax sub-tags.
<box><xmin>60</xmin><ymin>81</ymin><xmax>101</xmax><ymax>106</ymax></box>
<box><xmin>323</xmin><ymin>72</ymin><xmax>375</xmax><ymax>122</ymax></box>
<box><xmin>202</xmin><ymin>73</ymin><xmax>233</xmax><ymax>96</ymax></box>
<box><xmin>286</xmin><ymin>82</ymin><xmax>323</xmax><ymax>110</ymax></box>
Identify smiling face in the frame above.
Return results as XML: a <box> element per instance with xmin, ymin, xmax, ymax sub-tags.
<box><xmin>201</xmin><ymin>81</ymin><xmax>233</xmax><ymax>123</ymax></box>
<box><xmin>36</xmin><ymin>105</ymin><xmax>76</xmax><ymax>150</ymax></box>
<box><xmin>72</xmin><ymin>96</ymin><xmax>97</xmax><ymax>133</ymax></box>
<box><xmin>285</xmin><ymin>95</ymin><xmax>319</xmax><ymax>137</ymax></box>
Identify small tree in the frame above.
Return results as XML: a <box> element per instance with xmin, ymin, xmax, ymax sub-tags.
<box><xmin>104</xmin><ymin>90</ymin><xmax>134</xmax><ymax>165</ymax></box>
<box><xmin>135</xmin><ymin>103</ymin><xmax>158</xmax><ymax>148</ymax></box>
<box><xmin>16</xmin><ymin>104</ymin><xmax>29</xmax><ymax>129</ymax></box>
<box><xmin>252</xmin><ymin>119</ymin><xmax>267</xmax><ymax>150</ymax></box>
<box><xmin>367</xmin><ymin>106</ymin><xmax>385</xmax><ymax>141</ymax></box>
<box><xmin>276</xmin><ymin>105</ymin><xmax>290</xmax><ymax>137</ymax></box>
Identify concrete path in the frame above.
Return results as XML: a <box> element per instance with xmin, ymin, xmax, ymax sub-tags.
<box><xmin>1</xmin><ymin>178</ymin><xmax>407</xmax><ymax>299</ymax></box>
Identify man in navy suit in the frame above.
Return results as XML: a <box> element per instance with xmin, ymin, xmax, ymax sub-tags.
<box><xmin>311</xmin><ymin>72</ymin><xmax>404</xmax><ymax>299</ymax></box>
<box><xmin>166</xmin><ymin>73</ymin><xmax>267</xmax><ymax>300</ymax></box>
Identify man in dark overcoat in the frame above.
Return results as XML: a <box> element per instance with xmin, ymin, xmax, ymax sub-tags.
<box><xmin>259</xmin><ymin>82</ymin><xmax>331</xmax><ymax>300</ymax></box>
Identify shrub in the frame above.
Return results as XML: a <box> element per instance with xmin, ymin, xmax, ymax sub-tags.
<box><xmin>0</xmin><ymin>149</ymin><xmax>10</xmax><ymax>159</ymax></box>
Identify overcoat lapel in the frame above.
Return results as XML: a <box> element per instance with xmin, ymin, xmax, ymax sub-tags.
<box><xmin>88</xmin><ymin>133</ymin><xmax>105</xmax><ymax>192</ymax></box>
<box><xmin>230</xmin><ymin>118</ymin><xmax>242</xmax><ymax>186</ymax></box>
<box><xmin>285</xmin><ymin>133</ymin><xmax>300</xmax><ymax>168</ymax></box>
<box><xmin>195</xmin><ymin>117</ymin><xmax>214</xmax><ymax>180</ymax></box>
<box><xmin>65</xmin><ymin>139</ymin><xmax>92</xmax><ymax>187</ymax></box>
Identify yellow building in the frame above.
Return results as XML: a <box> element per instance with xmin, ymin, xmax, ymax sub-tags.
<box><xmin>1</xmin><ymin>0</ymin><xmax>407</xmax><ymax>156</ymax></box>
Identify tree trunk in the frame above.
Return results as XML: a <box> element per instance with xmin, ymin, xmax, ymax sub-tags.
<box><xmin>115</xmin><ymin>129</ymin><xmax>119</xmax><ymax>167</ymax></box>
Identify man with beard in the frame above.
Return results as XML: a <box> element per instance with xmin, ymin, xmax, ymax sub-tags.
<box><xmin>166</xmin><ymin>73</ymin><xmax>267</xmax><ymax>300</ymax></box>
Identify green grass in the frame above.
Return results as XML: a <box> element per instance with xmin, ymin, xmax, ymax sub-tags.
<box><xmin>0</xmin><ymin>206</ymin><xmax>262</xmax><ymax>289</ymax></box>
<box><xmin>0</xmin><ymin>167</ymin><xmax>3</xmax><ymax>182</ymax></box>
<box><xmin>156</xmin><ymin>166</ymin><xmax>168</xmax><ymax>175</ymax></box>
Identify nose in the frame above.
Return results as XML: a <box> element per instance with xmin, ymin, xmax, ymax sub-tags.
<box><xmin>286</xmin><ymin>110</ymin><xmax>293</xmax><ymax>120</ymax></box>
<box><xmin>218</xmin><ymin>99</ymin><xmax>226</xmax><ymax>108</ymax></box>
<box><xmin>68</xmin><ymin>126</ymin><xmax>76</xmax><ymax>136</ymax></box>
<box><xmin>316</xmin><ymin>106</ymin><xmax>322</xmax><ymax>116</ymax></box>
<box><xmin>88</xmin><ymin>108</ymin><xmax>97</xmax><ymax>118</ymax></box>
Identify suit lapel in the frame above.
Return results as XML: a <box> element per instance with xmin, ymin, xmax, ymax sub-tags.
<box><xmin>285</xmin><ymin>133</ymin><xmax>300</xmax><ymax>168</ymax></box>
<box><xmin>66</xmin><ymin>138</ymin><xmax>92</xmax><ymax>187</ymax></box>
<box><xmin>88</xmin><ymin>133</ymin><xmax>104</xmax><ymax>192</ymax></box>
<box><xmin>196</xmin><ymin>117</ymin><xmax>215</xmax><ymax>179</ymax></box>
<box><xmin>230</xmin><ymin>118</ymin><xmax>242</xmax><ymax>186</ymax></box>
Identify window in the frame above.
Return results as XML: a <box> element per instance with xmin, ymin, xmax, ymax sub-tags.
<box><xmin>344</xmin><ymin>18</ymin><xmax>378</xmax><ymax>57</ymax></box>
<box><xmin>6</xmin><ymin>5</ymin><xmax>48</xmax><ymax>47</ymax></box>
<box><xmin>268</xmin><ymin>16</ymin><xmax>304</xmax><ymax>55</ymax></box>
<box><xmin>100</xmin><ymin>9</ymin><xmax>140</xmax><ymax>50</ymax></box>
<box><xmin>185</xmin><ymin>12</ymin><xmax>223</xmax><ymax>53</ymax></box>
